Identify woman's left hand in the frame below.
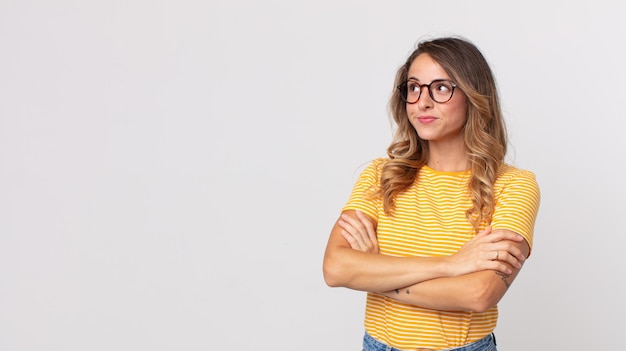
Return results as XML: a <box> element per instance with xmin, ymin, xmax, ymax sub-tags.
<box><xmin>337</xmin><ymin>210</ymin><xmax>379</xmax><ymax>254</ymax></box>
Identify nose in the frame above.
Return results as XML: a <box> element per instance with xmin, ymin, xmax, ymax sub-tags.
<box><xmin>416</xmin><ymin>86</ymin><xmax>433</xmax><ymax>110</ymax></box>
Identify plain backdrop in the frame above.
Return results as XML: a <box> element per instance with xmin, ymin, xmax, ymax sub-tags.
<box><xmin>1</xmin><ymin>1</ymin><xmax>625</xmax><ymax>350</ymax></box>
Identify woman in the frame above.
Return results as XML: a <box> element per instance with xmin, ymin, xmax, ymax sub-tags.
<box><xmin>323</xmin><ymin>37</ymin><xmax>540</xmax><ymax>351</ymax></box>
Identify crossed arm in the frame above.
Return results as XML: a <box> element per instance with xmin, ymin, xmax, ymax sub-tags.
<box><xmin>322</xmin><ymin>210</ymin><xmax>530</xmax><ymax>312</ymax></box>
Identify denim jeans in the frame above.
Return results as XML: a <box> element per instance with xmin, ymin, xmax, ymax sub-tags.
<box><xmin>362</xmin><ymin>331</ymin><xmax>497</xmax><ymax>351</ymax></box>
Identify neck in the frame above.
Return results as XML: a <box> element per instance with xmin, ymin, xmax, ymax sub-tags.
<box><xmin>426</xmin><ymin>141</ymin><xmax>469</xmax><ymax>172</ymax></box>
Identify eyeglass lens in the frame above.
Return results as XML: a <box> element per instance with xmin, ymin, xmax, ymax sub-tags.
<box><xmin>401</xmin><ymin>80</ymin><xmax>455</xmax><ymax>103</ymax></box>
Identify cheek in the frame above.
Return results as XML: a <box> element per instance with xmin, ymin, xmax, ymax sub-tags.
<box><xmin>446</xmin><ymin>101</ymin><xmax>468</xmax><ymax>124</ymax></box>
<box><xmin>404</xmin><ymin>107</ymin><xmax>419</xmax><ymax>127</ymax></box>
<box><xmin>452</xmin><ymin>96</ymin><xmax>469</xmax><ymax>118</ymax></box>
<box><xmin>405</xmin><ymin>104</ymin><xmax>419</xmax><ymax>119</ymax></box>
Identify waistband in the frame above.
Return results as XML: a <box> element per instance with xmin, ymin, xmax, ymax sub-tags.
<box><xmin>363</xmin><ymin>332</ymin><xmax>497</xmax><ymax>351</ymax></box>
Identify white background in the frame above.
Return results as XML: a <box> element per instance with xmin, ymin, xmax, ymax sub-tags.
<box><xmin>1</xmin><ymin>1</ymin><xmax>625</xmax><ymax>350</ymax></box>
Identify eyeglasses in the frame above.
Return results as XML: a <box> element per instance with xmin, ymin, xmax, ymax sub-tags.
<box><xmin>397</xmin><ymin>79</ymin><xmax>458</xmax><ymax>104</ymax></box>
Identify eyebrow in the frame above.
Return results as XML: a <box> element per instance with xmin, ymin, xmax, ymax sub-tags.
<box><xmin>407</xmin><ymin>77</ymin><xmax>448</xmax><ymax>83</ymax></box>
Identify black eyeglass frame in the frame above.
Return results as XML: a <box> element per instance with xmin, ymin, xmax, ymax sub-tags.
<box><xmin>397</xmin><ymin>79</ymin><xmax>458</xmax><ymax>104</ymax></box>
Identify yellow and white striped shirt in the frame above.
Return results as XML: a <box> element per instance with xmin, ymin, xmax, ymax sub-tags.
<box><xmin>343</xmin><ymin>158</ymin><xmax>540</xmax><ymax>349</ymax></box>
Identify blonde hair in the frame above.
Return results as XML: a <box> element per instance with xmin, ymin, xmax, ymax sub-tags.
<box><xmin>380</xmin><ymin>37</ymin><xmax>507</xmax><ymax>230</ymax></box>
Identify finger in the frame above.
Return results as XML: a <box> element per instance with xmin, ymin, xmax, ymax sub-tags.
<box><xmin>486</xmin><ymin>242</ymin><xmax>524</xmax><ymax>268</ymax></box>
<box><xmin>341</xmin><ymin>213</ymin><xmax>368</xmax><ymax>236</ymax></box>
<box><xmin>343</xmin><ymin>212</ymin><xmax>376</xmax><ymax>252</ymax></box>
<box><xmin>355</xmin><ymin>210</ymin><xmax>373</xmax><ymax>230</ymax></box>
<box><xmin>355</xmin><ymin>211</ymin><xmax>379</xmax><ymax>252</ymax></box>
<box><xmin>497</xmin><ymin>250</ymin><xmax>523</xmax><ymax>269</ymax></box>
<box><xmin>491</xmin><ymin>261</ymin><xmax>514</xmax><ymax>275</ymax></box>
<box><xmin>483</xmin><ymin>249</ymin><xmax>499</xmax><ymax>262</ymax></box>
<box><xmin>476</xmin><ymin>226</ymin><xmax>492</xmax><ymax>238</ymax></box>
<box><xmin>349</xmin><ymin>227</ymin><xmax>370</xmax><ymax>252</ymax></box>
<box><xmin>339</xmin><ymin>216</ymin><xmax>365</xmax><ymax>241</ymax></box>
<box><xmin>340</xmin><ymin>229</ymin><xmax>360</xmax><ymax>250</ymax></box>
<box><xmin>337</xmin><ymin>218</ymin><xmax>357</xmax><ymax>237</ymax></box>
<box><xmin>338</xmin><ymin>218</ymin><xmax>366</xmax><ymax>250</ymax></box>
<box><xmin>482</xmin><ymin>252</ymin><xmax>514</xmax><ymax>274</ymax></box>
<box><xmin>469</xmin><ymin>252</ymin><xmax>513</xmax><ymax>275</ymax></box>
<box><xmin>340</xmin><ymin>215</ymin><xmax>374</xmax><ymax>252</ymax></box>
<box><xmin>499</xmin><ymin>247</ymin><xmax>526</xmax><ymax>268</ymax></box>
<box><xmin>491</xmin><ymin>241</ymin><xmax>526</xmax><ymax>263</ymax></box>
<box><xmin>488</xmin><ymin>230</ymin><xmax>524</xmax><ymax>243</ymax></box>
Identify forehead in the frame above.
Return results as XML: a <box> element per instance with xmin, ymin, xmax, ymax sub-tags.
<box><xmin>407</xmin><ymin>54</ymin><xmax>451</xmax><ymax>81</ymax></box>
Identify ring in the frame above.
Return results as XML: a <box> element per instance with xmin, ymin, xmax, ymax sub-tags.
<box><xmin>495</xmin><ymin>251</ymin><xmax>499</xmax><ymax>260</ymax></box>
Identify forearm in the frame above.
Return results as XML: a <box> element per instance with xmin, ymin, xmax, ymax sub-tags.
<box><xmin>381</xmin><ymin>234</ymin><xmax>528</xmax><ymax>312</ymax></box>
<box><xmin>324</xmin><ymin>213</ymin><xmax>525</xmax><ymax>293</ymax></box>
<box><xmin>379</xmin><ymin>229</ymin><xmax>530</xmax><ymax>312</ymax></box>
<box><xmin>324</xmin><ymin>211</ymin><xmax>457</xmax><ymax>291</ymax></box>
<box><xmin>323</xmin><ymin>246</ymin><xmax>450</xmax><ymax>292</ymax></box>
<box><xmin>380</xmin><ymin>270</ymin><xmax>510</xmax><ymax>312</ymax></box>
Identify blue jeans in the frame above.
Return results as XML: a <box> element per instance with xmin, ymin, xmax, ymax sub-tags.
<box><xmin>362</xmin><ymin>332</ymin><xmax>497</xmax><ymax>351</ymax></box>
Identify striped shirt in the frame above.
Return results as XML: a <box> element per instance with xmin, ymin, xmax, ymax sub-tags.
<box><xmin>342</xmin><ymin>158</ymin><xmax>540</xmax><ymax>349</ymax></box>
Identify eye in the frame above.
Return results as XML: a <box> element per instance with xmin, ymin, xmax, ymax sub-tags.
<box><xmin>433</xmin><ymin>81</ymin><xmax>452</xmax><ymax>93</ymax></box>
<box><xmin>407</xmin><ymin>82</ymin><xmax>420</xmax><ymax>93</ymax></box>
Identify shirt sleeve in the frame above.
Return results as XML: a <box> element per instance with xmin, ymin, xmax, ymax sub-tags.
<box><xmin>491</xmin><ymin>168</ymin><xmax>541</xmax><ymax>252</ymax></box>
<box><xmin>341</xmin><ymin>159</ymin><xmax>384</xmax><ymax>223</ymax></box>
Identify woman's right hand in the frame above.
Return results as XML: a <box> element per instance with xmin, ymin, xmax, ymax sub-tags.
<box><xmin>337</xmin><ymin>210</ymin><xmax>379</xmax><ymax>254</ymax></box>
<box><xmin>447</xmin><ymin>227</ymin><xmax>526</xmax><ymax>276</ymax></box>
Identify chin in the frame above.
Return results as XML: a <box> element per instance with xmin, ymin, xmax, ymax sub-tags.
<box><xmin>415</xmin><ymin>131</ymin><xmax>436</xmax><ymax>141</ymax></box>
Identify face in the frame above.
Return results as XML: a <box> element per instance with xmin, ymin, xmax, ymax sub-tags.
<box><xmin>405</xmin><ymin>54</ymin><xmax>468</xmax><ymax>145</ymax></box>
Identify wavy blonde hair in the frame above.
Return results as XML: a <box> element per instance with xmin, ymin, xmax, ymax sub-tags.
<box><xmin>379</xmin><ymin>37</ymin><xmax>507</xmax><ymax>230</ymax></box>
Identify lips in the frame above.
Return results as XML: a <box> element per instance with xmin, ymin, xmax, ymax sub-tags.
<box><xmin>417</xmin><ymin>116</ymin><xmax>437</xmax><ymax>123</ymax></box>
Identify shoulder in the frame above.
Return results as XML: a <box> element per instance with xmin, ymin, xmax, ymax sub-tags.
<box><xmin>494</xmin><ymin>164</ymin><xmax>541</xmax><ymax>197</ymax></box>
<box><xmin>371</xmin><ymin>157</ymin><xmax>389</xmax><ymax>169</ymax></box>
<box><xmin>360</xmin><ymin>157</ymin><xmax>389</xmax><ymax>177</ymax></box>
<box><xmin>349</xmin><ymin>158</ymin><xmax>389</xmax><ymax>190</ymax></box>
<box><xmin>497</xmin><ymin>164</ymin><xmax>538</xmax><ymax>184</ymax></box>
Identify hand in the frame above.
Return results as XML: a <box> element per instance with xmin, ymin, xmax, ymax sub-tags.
<box><xmin>446</xmin><ymin>227</ymin><xmax>526</xmax><ymax>276</ymax></box>
<box><xmin>338</xmin><ymin>210</ymin><xmax>379</xmax><ymax>254</ymax></box>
